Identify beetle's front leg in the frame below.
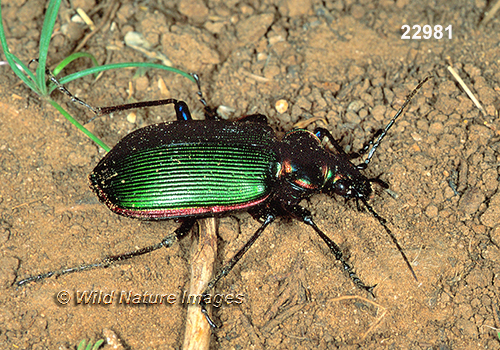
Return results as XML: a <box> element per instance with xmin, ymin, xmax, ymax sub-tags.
<box><xmin>285</xmin><ymin>203</ymin><xmax>376</xmax><ymax>296</ymax></box>
<box><xmin>314</xmin><ymin>127</ymin><xmax>348</xmax><ymax>156</ymax></box>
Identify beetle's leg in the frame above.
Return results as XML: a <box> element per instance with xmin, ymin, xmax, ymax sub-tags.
<box><xmin>200</xmin><ymin>213</ymin><xmax>276</xmax><ymax>328</ymax></box>
<box><xmin>173</xmin><ymin>100</ymin><xmax>193</xmax><ymax>121</ymax></box>
<box><xmin>314</xmin><ymin>127</ymin><xmax>382</xmax><ymax>170</ymax></box>
<box><xmin>314</xmin><ymin>127</ymin><xmax>349</xmax><ymax>156</ymax></box>
<box><xmin>368</xmin><ymin>176</ymin><xmax>389</xmax><ymax>189</ymax></box>
<box><xmin>319</xmin><ymin>76</ymin><xmax>432</xmax><ymax>169</ymax></box>
<box><xmin>236</xmin><ymin>113</ymin><xmax>269</xmax><ymax>124</ymax></box>
<box><xmin>28</xmin><ymin>59</ymin><xmax>97</xmax><ymax>114</ymax></box>
<box><xmin>314</xmin><ymin>126</ymin><xmax>374</xmax><ymax>166</ymax></box>
<box><xmin>45</xmin><ymin>68</ymin><xmax>186</xmax><ymax>122</ymax></box>
<box><xmin>16</xmin><ymin>219</ymin><xmax>196</xmax><ymax>287</ymax></box>
<box><xmin>286</xmin><ymin>204</ymin><xmax>376</xmax><ymax>296</ymax></box>
<box><xmin>347</xmin><ymin>129</ymin><xmax>383</xmax><ymax>163</ymax></box>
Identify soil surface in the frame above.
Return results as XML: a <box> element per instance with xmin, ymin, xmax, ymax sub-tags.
<box><xmin>1</xmin><ymin>0</ymin><xmax>500</xmax><ymax>349</ymax></box>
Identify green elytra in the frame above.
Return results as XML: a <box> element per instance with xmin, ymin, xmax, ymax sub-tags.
<box><xmin>89</xmin><ymin>120</ymin><xmax>280</xmax><ymax>217</ymax></box>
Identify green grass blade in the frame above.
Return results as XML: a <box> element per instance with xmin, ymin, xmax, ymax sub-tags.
<box><xmin>0</xmin><ymin>3</ymin><xmax>11</xmax><ymax>58</ymax></box>
<box><xmin>53</xmin><ymin>52</ymin><xmax>100</xmax><ymax>77</ymax></box>
<box><xmin>2</xmin><ymin>0</ymin><xmax>110</xmax><ymax>151</ymax></box>
<box><xmin>77</xmin><ymin>339</ymin><xmax>87</xmax><ymax>350</ymax></box>
<box><xmin>8</xmin><ymin>55</ymin><xmax>37</xmax><ymax>81</ymax></box>
<box><xmin>48</xmin><ymin>62</ymin><xmax>196</xmax><ymax>94</ymax></box>
<box><xmin>48</xmin><ymin>100</ymin><xmax>111</xmax><ymax>152</ymax></box>
<box><xmin>2</xmin><ymin>54</ymin><xmax>39</xmax><ymax>92</ymax></box>
<box><xmin>37</xmin><ymin>0</ymin><xmax>62</xmax><ymax>94</ymax></box>
<box><xmin>92</xmin><ymin>339</ymin><xmax>105</xmax><ymax>350</ymax></box>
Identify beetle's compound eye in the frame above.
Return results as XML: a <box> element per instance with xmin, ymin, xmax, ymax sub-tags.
<box><xmin>328</xmin><ymin>173</ymin><xmax>360</xmax><ymax>198</ymax></box>
<box><xmin>326</xmin><ymin>171</ymin><xmax>372</xmax><ymax>199</ymax></box>
<box><xmin>331</xmin><ymin>178</ymin><xmax>351</xmax><ymax>197</ymax></box>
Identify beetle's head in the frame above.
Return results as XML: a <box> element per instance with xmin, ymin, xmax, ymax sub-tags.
<box><xmin>280</xmin><ymin>129</ymin><xmax>375</xmax><ymax>202</ymax></box>
<box><xmin>323</xmin><ymin>167</ymin><xmax>372</xmax><ymax>200</ymax></box>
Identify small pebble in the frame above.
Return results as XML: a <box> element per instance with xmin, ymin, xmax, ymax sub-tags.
<box><xmin>371</xmin><ymin>105</ymin><xmax>386</xmax><ymax>121</ymax></box>
<box><xmin>127</xmin><ymin>112</ymin><xmax>137</xmax><ymax>124</ymax></box>
<box><xmin>103</xmin><ymin>328</ymin><xmax>125</xmax><ymax>350</ymax></box>
<box><xmin>158</xmin><ymin>78</ymin><xmax>170</xmax><ymax>97</ymax></box>
<box><xmin>275</xmin><ymin>99</ymin><xmax>288</xmax><ymax>114</ymax></box>
<box><xmin>135</xmin><ymin>76</ymin><xmax>149</xmax><ymax>92</ymax></box>
<box><xmin>480</xmin><ymin>192</ymin><xmax>500</xmax><ymax>227</ymax></box>
<box><xmin>458</xmin><ymin>187</ymin><xmax>485</xmax><ymax>215</ymax></box>
<box><xmin>411</xmin><ymin>132</ymin><xmax>422</xmax><ymax>142</ymax></box>
<box><xmin>347</xmin><ymin>100</ymin><xmax>364</xmax><ymax>113</ymax></box>
<box><xmin>425</xmin><ymin>204</ymin><xmax>438</xmax><ymax>218</ymax></box>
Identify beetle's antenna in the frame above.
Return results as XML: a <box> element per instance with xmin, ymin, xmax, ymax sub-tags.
<box><xmin>360</xmin><ymin>197</ymin><xmax>417</xmax><ymax>281</ymax></box>
<box><xmin>44</xmin><ymin>66</ymin><xmax>101</xmax><ymax>116</ymax></box>
<box><xmin>190</xmin><ymin>73</ymin><xmax>219</xmax><ymax>120</ymax></box>
<box><xmin>363</xmin><ymin>76</ymin><xmax>432</xmax><ymax>168</ymax></box>
<box><xmin>27</xmin><ymin>59</ymin><xmax>98</xmax><ymax>114</ymax></box>
<box><xmin>191</xmin><ymin>73</ymin><xmax>208</xmax><ymax>108</ymax></box>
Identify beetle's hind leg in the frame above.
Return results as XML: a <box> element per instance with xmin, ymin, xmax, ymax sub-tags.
<box><xmin>16</xmin><ymin>219</ymin><xmax>196</xmax><ymax>287</ymax></box>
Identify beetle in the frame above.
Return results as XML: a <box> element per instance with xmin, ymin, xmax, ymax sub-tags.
<box><xmin>17</xmin><ymin>73</ymin><xmax>430</xmax><ymax>326</ymax></box>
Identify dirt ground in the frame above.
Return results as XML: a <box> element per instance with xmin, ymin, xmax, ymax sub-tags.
<box><xmin>1</xmin><ymin>0</ymin><xmax>500</xmax><ymax>349</ymax></box>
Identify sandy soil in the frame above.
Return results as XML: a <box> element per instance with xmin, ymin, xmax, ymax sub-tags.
<box><xmin>1</xmin><ymin>0</ymin><xmax>500</xmax><ymax>349</ymax></box>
